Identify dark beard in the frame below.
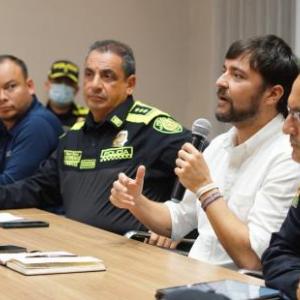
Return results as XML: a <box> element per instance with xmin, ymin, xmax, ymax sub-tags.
<box><xmin>215</xmin><ymin>87</ymin><xmax>261</xmax><ymax>123</ymax></box>
<box><xmin>215</xmin><ymin>101</ymin><xmax>259</xmax><ymax>123</ymax></box>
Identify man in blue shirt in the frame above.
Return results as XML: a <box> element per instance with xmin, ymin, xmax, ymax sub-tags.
<box><xmin>0</xmin><ymin>55</ymin><xmax>63</xmax><ymax>184</ymax></box>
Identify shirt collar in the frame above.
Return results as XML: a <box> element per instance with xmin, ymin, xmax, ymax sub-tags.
<box><xmin>224</xmin><ymin>114</ymin><xmax>284</xmax><ymax>157</ymax></box>
<box><xmin>84</xmin><ymin>95</ymin><xmax>134</xmax><ymax>131</ymax></box>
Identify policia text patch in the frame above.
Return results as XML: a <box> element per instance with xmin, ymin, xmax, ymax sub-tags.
<box><xmin>100</xmin><ymin>147</ymin><xmax>133</xmax><ymax>162</ymax></box>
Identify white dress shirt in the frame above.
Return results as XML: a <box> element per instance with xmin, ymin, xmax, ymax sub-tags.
<box><xmin>165</xmin><ymin>114</ymin><xmax>300</xmax><ymax>266</ymax></box>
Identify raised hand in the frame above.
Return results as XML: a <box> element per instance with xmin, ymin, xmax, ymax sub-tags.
<box><xmin>110</xmin><ymin>165</ymin><xmax>145</xmax><ymax>209</ymax></box>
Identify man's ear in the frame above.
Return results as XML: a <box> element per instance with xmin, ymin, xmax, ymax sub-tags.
<box><xmin>126</xmin><ymin>75</ymin><xmax>136</xmax><ymax>96</ymax></box>
<box><xmin>264</xmin><ymin>84</ymin><xmax>284</xmax><ymax>106</ymax></box>
<box><xmin>26</xmin><ymin>78</ymin><xmax>36</xmax><ymax>95</ymax></box>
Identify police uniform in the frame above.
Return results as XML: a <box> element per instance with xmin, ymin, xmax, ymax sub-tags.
<box><xmin>46</xmin><ymin>59</ymin><xmax>89</xmax><ymax>130</ymax></box>
<box><xmin>46</xmin><ymin>102</ymin><xmax>89</xmax><ymax>130</ymax></box>
<box><xmin>0</xmin><ymin>96</ymin><xmax>191</xmax><ymax>235</ymax></box>
<box><xmin>262</xmin><ymin>188</ymin><xmax>300</xmax><ymax>300</ymax></box>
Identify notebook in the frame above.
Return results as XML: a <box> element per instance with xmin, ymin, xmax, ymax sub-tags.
<box><xmin>0</xmin><ymin>251</ymin><xmax>106</xmax><ymax>275</ymax></box>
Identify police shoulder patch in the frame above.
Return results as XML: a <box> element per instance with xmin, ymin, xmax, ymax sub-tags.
<box><xmin>70</xmin><ymin>120</ymin><xmax>85</xmax><ymax>131</ymax></box>
<box><xmin>153</xmin><ymin>116</ymin><xmax>183</xmax><ymax>134</ymax></box>
<box><xmin>73</xmin><ymin>106</ymin><xmax>89</xmax><ymax>116</ymax></box>
<box><xmin>126</xmin><ymin>100</ymin><xmax>169</xmax><ymax>125</ymax></box>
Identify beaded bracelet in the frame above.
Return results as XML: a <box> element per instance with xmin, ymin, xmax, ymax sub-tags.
<box><xmin>195</xmin><ymin>182</ymin><xmax>218</xmax><ymax>199</ymax></box>
<box><xmin>201</xmin><ymin>191</ymin><xmax>222</xmax><ymax>211</ymax></box>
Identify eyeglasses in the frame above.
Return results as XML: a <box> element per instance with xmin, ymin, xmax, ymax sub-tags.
<box><xmin>287</xmin><ymin>107</ymin><xmax>300</xmax><ymax>122</ymax></box>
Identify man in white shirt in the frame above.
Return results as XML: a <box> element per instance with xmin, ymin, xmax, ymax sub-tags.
<box><xmin>109</xmin><ymin>35</ymin><xmax>300</xmax><ymax>270</ymax></box>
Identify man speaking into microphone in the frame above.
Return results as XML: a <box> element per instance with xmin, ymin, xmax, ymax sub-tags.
<box><xmin>110</xmin><ymin>34</ymin><xmax>300</xmax><ymax>270</ymax></box>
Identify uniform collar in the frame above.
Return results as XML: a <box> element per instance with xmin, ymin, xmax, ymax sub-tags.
<box><xmin>46</xmin><ymin>101</ymin><xmax>76</xmax><ymax>119</ymax></box>
<box><xmin>84</xmin><ymin>95</ymin><xmax>134</xmax><ymax>131</ymax></box>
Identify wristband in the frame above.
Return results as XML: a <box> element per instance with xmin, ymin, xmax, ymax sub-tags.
<box><xmin>201</xmin><ymin>191</ymin><xmax>222</xmax><ymax>211</ymax></box>
<box><xmin>195</xmin><ymin>182</ymin><xmax>218</xmax><ymax>199</ymax></box>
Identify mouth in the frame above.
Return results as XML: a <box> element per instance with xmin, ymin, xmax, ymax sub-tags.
<box><xmin>0</xmin><ymin>106</ymin><xmax>12</xmax><ymax>113</ymax></box>
<box><xmin>216</xmin><ymin>96</ymin><xmax>231</xmax><ymax>109</ymax></box>
<box><xmin>218</xmin><ymin>97</ymin><xmax>230</xmax><ymax>103</ymax></box>
<box><xmin>216</xmin><ymin>89</ymin><xmax>231</xmax><ymax>102</ymax></box>
<box><xmin>87</xmin><ymin>95</ymin><xmax>106</xmax><ymax>102</ymax></box>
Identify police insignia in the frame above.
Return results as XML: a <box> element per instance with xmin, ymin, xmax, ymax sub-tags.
<box><xmin>64</xmin><ymin>150</ymin><xmax>82</xmax><ymax>167</ymax></box>
<box><xmin>112</xmin><ymin>130</ymin><xmax>128</xmax><ymax>147</ymax></box>
<box><xmin>153</xmin><ymin>117</ymin><xmax>183</xmax><ymax>134</ymax></box>
<box><xmin>80</xmin><ymin>159</ymin><xmax>96</xmax><ymax>169</ymax></box>
<box><xmin>292</xmin><ymin>186</ymin><xmax>300</xmax><ymax>208</ymax></box>
<box><xmin>131</xmin><ymin>104</ymin><xmax>152</xmax><ymax>115</ymax></box>
<box><xmin>100</xmin><ymin>147</ymin><xmax>133</xmax><ymax>162</ymax></box>
<box><xmin>111</xmin><ymin>115</ymin><xmax>123</xmax><ymax>127</ymax></box>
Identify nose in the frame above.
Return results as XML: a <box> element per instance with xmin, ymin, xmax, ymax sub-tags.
<box><xmin>283</xmin><ymin>114</ymin><xmax>297</xmax><ymax>136</ymax></box>
<box><xmin>0</xmin><ymin>89</ymin><xmax>8</xmax><ymax>102</ymax></box>
<box><xmin>216</xmin><ymin>72</ymin><xmax>229</xmax><ymax>89</ymax></box>
<box><xmin>90</xmin><ymin>74</ymin><xmax>103</xmax><ymax>92</ymax></box>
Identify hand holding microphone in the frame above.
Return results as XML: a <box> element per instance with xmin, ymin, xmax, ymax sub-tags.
<box><xmin>171</xmin><ymin>118</ymin><xmax>212</xmax><ymax>201</ymax></box>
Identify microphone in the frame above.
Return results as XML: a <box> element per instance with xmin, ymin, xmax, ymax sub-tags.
<box><xmin>171</xmin><ymin>118</ymin><xmax>212</xmax><ymax>202</ymax></box>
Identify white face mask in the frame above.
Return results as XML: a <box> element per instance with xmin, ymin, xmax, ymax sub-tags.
<box><xmin>49</xmin><ymin>83</ymin><xmax>75</xmax><ymax>106</ymax></box>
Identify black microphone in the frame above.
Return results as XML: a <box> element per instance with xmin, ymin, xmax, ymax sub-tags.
<box><xmin>171</xmin><ymin>118</ymin><xmax>212</xmax><ymax>202</ymax></box>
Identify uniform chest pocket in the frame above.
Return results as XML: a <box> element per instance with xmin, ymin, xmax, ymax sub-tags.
<box><xmin>228</xmin><ymin>193</ymin><xmax>254</xmax><ymax>222</ymax></box>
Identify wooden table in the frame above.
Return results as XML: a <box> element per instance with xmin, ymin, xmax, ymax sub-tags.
<box><xmin>0</xmin><ymin>209</ymin><xmax>263</xmax><ymax>299</ymax></box>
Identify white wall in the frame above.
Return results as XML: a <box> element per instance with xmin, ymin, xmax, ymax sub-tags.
<box><xmin>0</xmin><ymin>0</ymin><xmax>214</xmax><ymax>132</ymax></box>
<box><xmin>0</xmin><ymin>0</ymin><xmax>294</xmax><ymax>137</ymax></box>
<box><xmin>295</xmin><ymin>0</ymin><xmax>300</xmax><ymax>56</ymax></box>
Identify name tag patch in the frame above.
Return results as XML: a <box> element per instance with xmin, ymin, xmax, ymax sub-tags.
<box><xmin>64</xmin><ymin>150</ymin><xmax>82</xmax><ymax>167</ymax></box>
<box><xmin>100</xmin><ymin>147</ymin><xmax>133</xmax><ymax>162</ymax></box>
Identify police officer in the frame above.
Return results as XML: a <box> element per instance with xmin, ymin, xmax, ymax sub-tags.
<box><xmin>45</xmin><ymin>60</ymin><xmax>88</xmax><ymax>130</ymax></box>
<box><xmin>0</xmin><ymin>40</ymin><xmax>191</xmax><ymax>235</ymax></box>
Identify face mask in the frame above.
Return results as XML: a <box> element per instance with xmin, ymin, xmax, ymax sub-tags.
<box><xmin>49</xmin><ymin>83</ymin><xmax>75</xmax><ymax>106</ymax></box>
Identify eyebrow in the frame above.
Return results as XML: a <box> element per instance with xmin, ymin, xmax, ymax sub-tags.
<box><xmin>230</xmin><ymin>66</ymin><xmax>247</xmax><ymax>74</ymax></box>
<box><xmin>4</xmin><ymin>80</ymin><xmax>17</xmax><ymax>86</ymax></box>
<box><xmin>223</xmin><ymin>64</ymin><xmax>247</xmax><ymax>75</ymax></box>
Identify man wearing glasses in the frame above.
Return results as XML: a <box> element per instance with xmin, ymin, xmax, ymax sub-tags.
<box><xmin>263</xmin><ymin>75</ymin><xmax>300</xmax><ymax>300</ymax></box>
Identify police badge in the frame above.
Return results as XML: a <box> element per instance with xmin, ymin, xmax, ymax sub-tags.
<box><xmin>112</xmin><ymin>130</ymin><xmax>128</xmax><ymax>147</ymax></box>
